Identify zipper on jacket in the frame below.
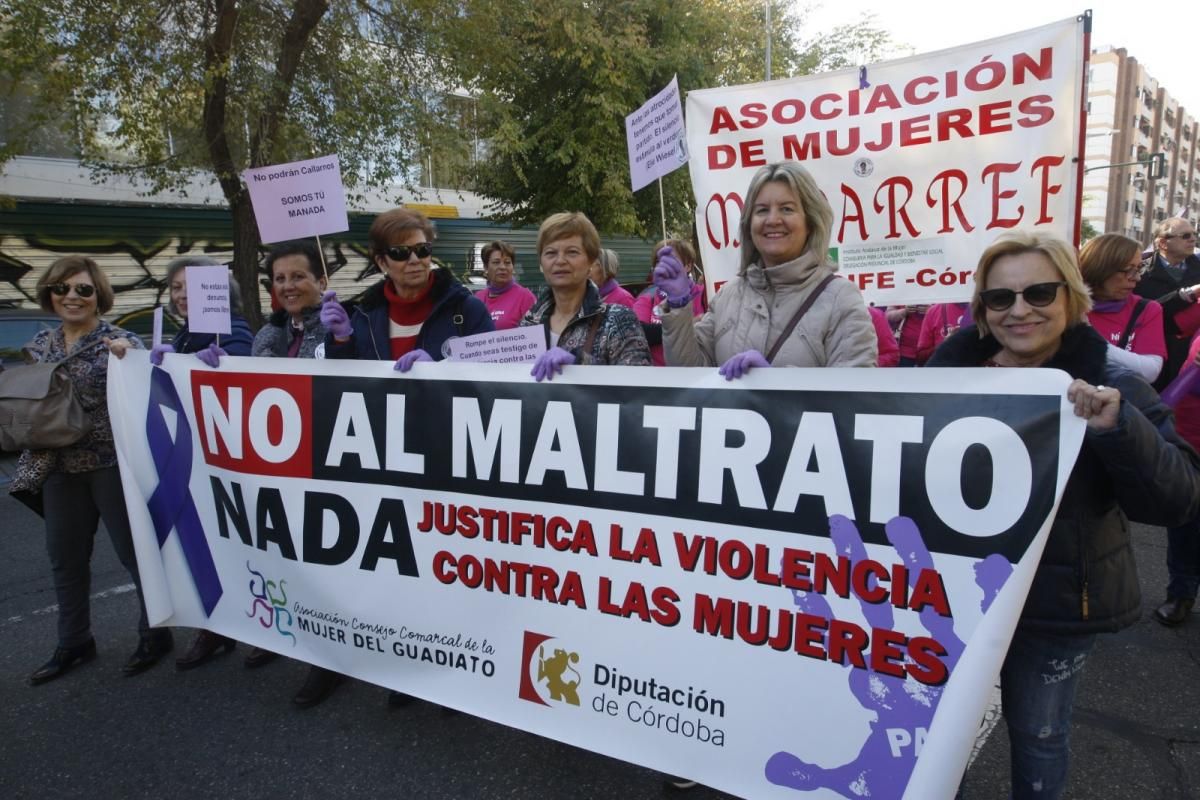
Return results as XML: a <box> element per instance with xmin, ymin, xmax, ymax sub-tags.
<box><xmin>1078</xmin><ymin>510</ymin><xmax>1089</xmax><ymax>620</ymax></box>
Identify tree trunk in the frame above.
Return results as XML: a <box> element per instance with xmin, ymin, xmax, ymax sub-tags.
<box><xmin>229</xmin><ymin>193</ymin><xmax>265</xmax><ymax>330</ymax></box>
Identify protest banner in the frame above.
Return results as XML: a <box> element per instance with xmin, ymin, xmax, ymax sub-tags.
<box><xmin>442</xmin><ymin>327</ymin><xmax>546</xmax><ymax>364</ymax></box>
<box><xmin>109</xmin><ymin>355</ymin><xmax>1085</xmax><ymax>799</ymax></box>
<box><xmin>627</xmin><ymin>75</ymin><xmax>689</xmax><ymax>193</ymax></box>
<box><xmin>243</xmin><ymin>154</ymin><xmax>350</xmax><ymax>244</ymax></box>
<box><xmin>184</xmin><ymin>265</ymin><xmax>231</xmax><ymax>335</ymax></box>
<box><xmin>686</xmin><ymin>16</ymin><xmax>1088</xmax><ymax>306</ymax></box>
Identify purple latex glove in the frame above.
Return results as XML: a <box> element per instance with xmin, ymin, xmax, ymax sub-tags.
<box><xmin>320</xmin><ymin>290</ymin><xmax>352</xmax><ymax>339</ymax></box>
<box><xmin>652</xmin><ymin>246</ymin><xmax>693</xmax><ymax>305</ymax></box>
<box><xmin>394</xmin><ymin>348</ymin><xmax>433</xmax><ymax>373</ymax></box>
<box><xmin>149</xmin><ymin>343</ymin><xmax>175</xmax><ymax>366</ymax></box>
<box><xmin>195</xmin><ymin>341</ymin><xmax>227</xmax><ymax>368</ymax></box>
<box><xmin>718</xmin><ymin>349</ymin><xmax>770</xmax><ymax>380</ymax></box>
<box><xmin>530</xmin><ymin>347</ymin><xmax>576</xmax><ymax>382</ymax></box>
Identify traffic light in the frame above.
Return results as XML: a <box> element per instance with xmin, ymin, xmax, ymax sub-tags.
<box><xmin>1148</xmin><ymin>152</ymin><xmax>1167</xmax><ymax>180</ymax></box>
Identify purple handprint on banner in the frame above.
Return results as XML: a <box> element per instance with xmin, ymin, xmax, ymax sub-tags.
<box><xmin>764</xmin><ymin>515</ymin><xmax>1012</xmax><ymax>799</ymax></box>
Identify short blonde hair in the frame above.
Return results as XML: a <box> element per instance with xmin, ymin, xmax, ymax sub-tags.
<box><xmin>537</xmin><ymin>212</ymin><xmax>601</xmax><ymax>262</ymax></box>
<box><xmin>37</xmin><ymin>255</ymin><xmax>116</xmax><ymax>314</ymax></box>
<box><xmin>971</xmin><ymin>231</ymin><xmax>1092</xmax><ymax>337</ymax></box>
<box><xmin>738</xmin><ymin>161</ymin><xmax>833</xmax><ymax>274</ymax></box>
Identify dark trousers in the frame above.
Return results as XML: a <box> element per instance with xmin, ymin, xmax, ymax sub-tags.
<box><xmin>1166</xmin><ymin>513</ymin><xmax>1200</xmax><ymax>600</ymax></box>
<box><xmin>43</xmin><ymin>466</ymin><xmax>149</xmax><ymax>647</ymax></box>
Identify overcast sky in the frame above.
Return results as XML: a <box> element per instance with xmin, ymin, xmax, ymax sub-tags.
<box><xmin>803</xmin><ymin>1</ymin><xmax>1198</xmax><ymax>115</ymax></box>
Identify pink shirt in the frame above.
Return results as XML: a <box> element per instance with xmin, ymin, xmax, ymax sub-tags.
<box><xmin>869</xmin><ymin>307</ymin><xmax>899</xmax><ymax>367</ymax></box>
<box><xmin>916</xmin><ymin>303</ymin><xmax>971</xmax><ymax>364</ymax></box>
<box><xmin>633</xmin><ymin>285</ymin><xmax>706</xmax><ymax>366</ymax></box>
<box><xmin>1170</xmin><ymin>334</ymin><xmax>1200</xmax><ymax>450</ymax></box>
<box><xmin>599</xmin><ymin>280</ymin><xmax>636</xmax><ymax>309</ymax></box>
<box><xmin>1087</xmin><ymin>294</ymin><xmax>1167</xmax><ymax>358</ymax></box>
<box><xmin>475</xmin><ymin>284</ymin><xmax>536</xmax><ymax>331</ymax></box>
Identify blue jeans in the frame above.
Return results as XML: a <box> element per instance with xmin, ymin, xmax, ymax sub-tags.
<box><xmin>1166</xmin><ymin>514</ymin><xmax>1200</xmax><ymax>600</ymax></box>
<box><xmin>1000</xmin><ymin>629</ymin><xmax>1097</xmax><ymax>800</ymax></box>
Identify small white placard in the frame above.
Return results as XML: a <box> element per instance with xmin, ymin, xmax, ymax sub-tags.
<box><xmin>152</xmin><ymin>306</ymin><xmax>164</xmax><ymax>349</ymax></box>
<box><xmin>443</xmin><ymin>327</ymin><xmax>547</xmax><ymax>364</ymax></box>
<box><xmin>625</xmin><ymin>75</ymin><xmax>688</xmax><ymax>192</ymax></box>
<box><xmin>185</xmin><ymin>266</ymin><xmax>232</xmax><ymax>335</ymax></box>
<box><xmin>243</xmin><ymin>154</ymin><xmax>350</xmax><ymax>244</ymax></box>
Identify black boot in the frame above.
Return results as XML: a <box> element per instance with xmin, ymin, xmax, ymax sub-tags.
<box><xmin>29</xmin><ymin>639</ymin><xmax>97</xmax><ymax>686</ymax></box>
<box><xmin>293</xmin><ymin>666</ymin><xmax>343</xmax><ymax>708</ymax></box>
<box><xmin>175</xmin><ymin>630</ymin><xmax>236</xmax><ymax>671</ymax></box>
<box><xmin>1153</xmin><ymin>597</ymin><xmax>1195</xmax><ymax>627</ymax></box>
<box><xmin>123</xmin><ymin>630</ymin><xmax>174</xmax><ymax>676</ymax></box>
<box><xmin>243</xmin><ymin>646</ymin><xmax>280</xmax><ymax>669</ymax></box>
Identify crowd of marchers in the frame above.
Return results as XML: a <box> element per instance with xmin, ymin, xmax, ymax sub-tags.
<box><xmin>8</xmin><ymin>161</ymin><xmax>1200</xmax><ymax>800</ymax></box>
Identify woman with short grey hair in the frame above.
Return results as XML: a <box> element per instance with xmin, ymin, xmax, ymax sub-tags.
<box><xmin>588</xmin><ymin>248</ymin><xmax>635</xmax><ymax>308</ymax></box>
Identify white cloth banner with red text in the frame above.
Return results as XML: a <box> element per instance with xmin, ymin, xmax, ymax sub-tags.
<box><xmin>109</xmin><ymin>354</ymin><xmax>1085</xmax><ymax>799</ymax></box>
<box><xmin>686</xmin><ymin>16</ymin><xmax>1086</xmax><ymax>305</ymax></box>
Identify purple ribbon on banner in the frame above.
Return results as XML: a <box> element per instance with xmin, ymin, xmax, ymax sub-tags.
<box><xmin>145</xmin><ymin>366</ymin><xmax>224</xmax><ymax>616</ymax></box>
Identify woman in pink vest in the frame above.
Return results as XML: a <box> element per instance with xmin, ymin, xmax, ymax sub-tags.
<box><xmin>1079</xmin><ymin>233</ymin><xmax>1167</xmax><ymax>383</ymax></box>
<box><xmin>474</xmin><ymin>240</ymin><xmax>535</xmax><ymax>330</ymax></box>
<box><xmin>632</xmin><ymin>239</ymin><xmax>706</xmax><ymax>365</ymax></box>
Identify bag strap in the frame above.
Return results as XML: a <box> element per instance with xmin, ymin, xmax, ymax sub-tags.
<box><xmin>1117</xmin><ymin>297</ymin><xmax>1149</xmax><ymax>350</ymax></box>
<box><xmin>765</xmin><ymin>274</ymin><xmax>836</xmax><ymax>363</ymax></box>
<box><xmin>581</xmin><ymin>313</ymin><xmax>603</xmax><ymax>357</ymax></box>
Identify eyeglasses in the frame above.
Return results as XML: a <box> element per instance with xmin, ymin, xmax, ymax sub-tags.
<box><xmin>1162</xmin><ymin>232</ymin><xmax>1197</xmax><ymax>241</ymax></box>
<box><xmin>47</xmin><ymin>283</ymin><xmax>96</xmax><ymax>298</ymax></box>
<box><xmin>979</xmin><ymin>281</ymin><xmax>1067</xmax><ymax>312</ymax></box>
<box><xmin>1118</xmin><ymin>266</ymin><xmax>1142</xmax><ymax>279</ymax></box>
<box><xmin>385</xmin><ymin>243</ymin><xmax>432</xmax><ymax>261</ymax></box>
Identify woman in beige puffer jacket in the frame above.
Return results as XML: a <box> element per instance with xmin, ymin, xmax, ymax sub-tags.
<box><xmin>658</xmin><ymin>161</ymin><xmax>876</xmax><ymax>371</ymax></box>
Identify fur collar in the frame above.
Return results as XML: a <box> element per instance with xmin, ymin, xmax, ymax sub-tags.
<box><xmin>928</xmin><ymin>322</ymin><xmax>1108</xmax><ymax>385</ymax></box>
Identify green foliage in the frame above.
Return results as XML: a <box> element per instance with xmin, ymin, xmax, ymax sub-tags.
<box><xmin>0</xmin><ymin>0</ymin><xmax>455</xmax><ymax>194</ymax></box>
<box><xmin>1080</xmin><ymin>217</ymin><xmax>1099</xmax><ymax>243</ymax></box>
<box><xmin>447</xmin><ymin>0</ymin><xmax>900</xmax><ymax>238</ymax></box>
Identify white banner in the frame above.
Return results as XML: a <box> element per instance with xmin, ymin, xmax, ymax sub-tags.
<box><xmin>109</xmin><ymin>354</ymin><xmax>1085</xmax><ymax>799</ymax></box>
<box><xmin>686</xmin><ymin>17</ymin><xmax>1086</xmax><ymax>305</ymax></box>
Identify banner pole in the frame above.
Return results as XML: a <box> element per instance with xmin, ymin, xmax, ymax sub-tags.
<box><xmin>315</xmin><ymin>234</ymin><xmax>329</xmax><ymax>281</ymax></box>
<box><xmin>657</xmin><ymin>178</ymin><xmax>667</xmax><ymax>242</ymax></box>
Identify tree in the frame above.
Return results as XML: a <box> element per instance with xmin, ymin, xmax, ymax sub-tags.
<box><xmin>446</xmin><ymin>0</ymin><xmax>900</xmax><ymax>239</ymax></box>
<box><xmin>0</xmin><ymin>0</ymin><xmax>456</xmax><ymax>325</ymax></box>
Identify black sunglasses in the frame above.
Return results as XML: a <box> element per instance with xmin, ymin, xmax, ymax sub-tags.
<box><xmin>1162</xmin><ymin>232</ymin><xmax>1197</xmax><ymax>241</ymax></box>
<box><xmin>48</xmin><ymin>282</ymin><xmax>96</xmax><ymax>298</ymax></box>
<box><xmin>979</xmin><ymin>281</ymin><xmax>1066</xmax><ymax>312</ymax></box>
<box><xmin>385</xmin><ymin>243</ymin><xmax>433</xmax><ymax>261</ymax></box>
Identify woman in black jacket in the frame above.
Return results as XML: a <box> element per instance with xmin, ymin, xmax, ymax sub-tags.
<box><xmin>928</xmin><ymin>231</ymin><xmax>1200</xmax><ymax>799</ymax></box>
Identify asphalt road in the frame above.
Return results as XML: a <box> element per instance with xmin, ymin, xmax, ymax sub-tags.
<box><xmin>1</xmin><ymin>490</ymin><xmax>1196</xmax><ymax>800</ymax></box>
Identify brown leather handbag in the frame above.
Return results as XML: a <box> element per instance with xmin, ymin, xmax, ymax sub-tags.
<box><xmin>0</xmin><ymin>349</ymin><xmax>92</xmax><ymax>451</ymax></box>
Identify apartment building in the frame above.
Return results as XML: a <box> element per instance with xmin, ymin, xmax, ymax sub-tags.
<box><xmin>1083</xmin><ymin>47</ymin><xmax>1200</xmax><ymax>246</ymax></box>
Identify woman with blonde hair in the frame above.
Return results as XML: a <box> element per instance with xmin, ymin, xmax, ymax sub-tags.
<box><xmin>929</xmin><ymin>230</ymin><xmax>1200</xmax><ymax>799</ymax></box>
<box><xmin>654</xmin><ymin>161</ymin><xmax>876</xmax><ymax>375</ymax></box>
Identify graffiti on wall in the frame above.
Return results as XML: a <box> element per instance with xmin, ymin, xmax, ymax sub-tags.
<box><xmin>0</xmin><ymin>232</ymin><xmax>486</xmax><ymax>333</ymax></box>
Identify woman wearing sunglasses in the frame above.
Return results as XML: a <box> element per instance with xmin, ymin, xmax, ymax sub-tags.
<box><xmin>1079</xmin><ymin>233</ymin><xmax>1166</xmax><ymax>383</ymax></box>
<box><xmin>11</xmin><ymin>256</ymin><xmax>174</xmax><ymax>685</ymax></box>
<box><xmin>928</xmin><ymin>231</ymin><xmax>1200</xmax><ymax>800</ymax></box>
<box><xmin>321</xmin><ymin>208</ymin><xmax>493</xmax><ymax>370</ymax></box>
